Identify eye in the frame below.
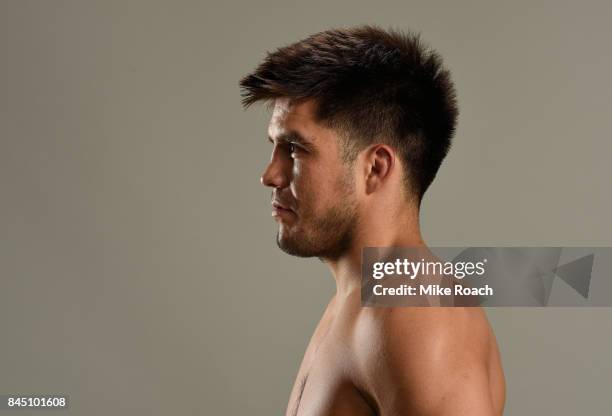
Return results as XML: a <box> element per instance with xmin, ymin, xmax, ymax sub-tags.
<box><xmin>287</xmin><ymin>142</ymin><xmax>300</xmax><ymax>157</ymax></box>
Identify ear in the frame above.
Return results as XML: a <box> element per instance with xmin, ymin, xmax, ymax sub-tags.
<box><xmin>364</xmin><ymin>144</ymin><xmax>396</xmax><ymax>194</ymax></box>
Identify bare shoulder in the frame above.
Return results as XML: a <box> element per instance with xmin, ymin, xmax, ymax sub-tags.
<box><xmin>353</xmin><ymin>307</ymin><xmax>499</xmax><ymax>415</ymax></box>
<box><xmin>355</xmin><ymin>306</ymin><xmax>492</xmax><ymax>358</ymax></box>
<box><xmin>384</xmin><ymin>306</ymin><xmax>491</xmax><ymax>355</ymax></box>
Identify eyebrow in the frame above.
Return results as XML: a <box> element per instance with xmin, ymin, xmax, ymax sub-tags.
<box><xmin>267</xmin><ymin>130</ymin><xmax>313</xmax><ymax>147</ymax></box>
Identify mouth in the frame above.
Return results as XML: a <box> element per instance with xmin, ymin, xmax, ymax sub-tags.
<box><xmin>271</xmin><ymin>201</ymin><xmax>296</xmax><ymax>219</ymax></box>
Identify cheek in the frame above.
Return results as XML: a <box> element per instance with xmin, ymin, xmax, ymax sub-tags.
<box><xmin>290</xmin><ymin>162</ymin><xmax>329</xmax><ymax>207</ymax></box>
<box><xmin>290</xmin><ymin>161</ymin><xmax>314</xmax><ymax>199</ymax></box>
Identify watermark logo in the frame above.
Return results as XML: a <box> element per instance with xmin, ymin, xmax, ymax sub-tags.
<box><xmin>361</xmin><ymin>247</ymin><xmax>604</xmax><ymax>307</ymax></box>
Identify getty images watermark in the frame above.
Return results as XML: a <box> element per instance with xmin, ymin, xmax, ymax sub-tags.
<box><xmin>361</xmin><ymin>247</ymin><xmax>612</xmax><ymax>307</ymax></box>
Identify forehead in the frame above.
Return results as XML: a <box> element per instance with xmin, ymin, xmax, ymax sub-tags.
<box><xmin>267</xmin><ymin>98</ymin><xmax>337</xmax><ymax>147</ymax></box>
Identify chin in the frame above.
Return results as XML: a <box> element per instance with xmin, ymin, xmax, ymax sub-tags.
<box><xmin>276</xmin><ymin>231</ymin><xmax>312</xmax><ymax>258</ymax></box>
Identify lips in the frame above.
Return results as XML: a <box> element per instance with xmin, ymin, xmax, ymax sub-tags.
<box><xmin>271</xmin><ymin>200</ymin><xmax>296</xmax><ymax>220</ymax></box>
<box><xmin>272</xmin><ymin>200</ymin><xmax>294</xmax><ymax>213</ymax></box>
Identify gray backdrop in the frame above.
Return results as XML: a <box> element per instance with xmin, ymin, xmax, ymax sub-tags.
<box><xmin>1</xmin><ymin>1</ymin><xmax>611</xmax><ymax>414</ymax></box>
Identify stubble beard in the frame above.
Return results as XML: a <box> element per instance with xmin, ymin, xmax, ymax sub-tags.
<box><xmin>276</xmin><ymin>176</ymin><xmax>359</xmax><ymax>261</ymax></box>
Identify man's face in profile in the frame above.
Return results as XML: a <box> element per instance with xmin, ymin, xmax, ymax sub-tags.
<box><xmin>262</xmin><ymin>98</ymin><xmax>359</xmax><ymax>259</ymax></box>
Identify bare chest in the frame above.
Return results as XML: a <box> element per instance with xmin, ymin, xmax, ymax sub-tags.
<box><xmin>286</xmin><ymin>335</ymin><xmax>374</xmax><ymax>416</ymax></box>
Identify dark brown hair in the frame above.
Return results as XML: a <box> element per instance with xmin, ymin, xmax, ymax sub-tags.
<box><xmin>239</xmin><ymin>25</ymin><xmax>458</xmax><ymax>203</ymax></box>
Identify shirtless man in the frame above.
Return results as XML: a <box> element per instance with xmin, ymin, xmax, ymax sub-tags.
<box><xmin>240</xmin><ymin>25</ymin><xmax>505</xmax><ymax>415</ymax></box>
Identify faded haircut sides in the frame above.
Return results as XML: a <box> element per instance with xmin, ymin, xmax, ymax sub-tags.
<box><xmin>239</xmin><ymin>25</ymin><xmax>459</xmax><ymax>204</ymax></box>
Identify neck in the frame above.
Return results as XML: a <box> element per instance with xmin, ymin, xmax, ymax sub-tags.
<box><xmin>323</xmin><ymin>202</ymin><xmax>425</xmax><ymax>297</ymax></box>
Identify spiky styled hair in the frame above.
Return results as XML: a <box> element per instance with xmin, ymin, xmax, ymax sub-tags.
<box><xmin>239</xmin><ymin>25</ymin><xmax>458</xmax><ymax>203</ymax></box>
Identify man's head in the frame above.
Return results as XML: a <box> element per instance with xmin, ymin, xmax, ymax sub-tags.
<box><xmin>260</xmin><ymin>98</ymin><xmax>359</xmax><ymax>259</ymax></box>
<box><xmin>240</xmin><ymin>25</ymin><xmax>458</xmax><ymax>259</ymax></box>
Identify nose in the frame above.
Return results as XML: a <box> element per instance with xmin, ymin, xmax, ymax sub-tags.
<box><xmin>260</xmin><ymin>148</ymin><xmax>290</xmax><ymax>189</ymax></box>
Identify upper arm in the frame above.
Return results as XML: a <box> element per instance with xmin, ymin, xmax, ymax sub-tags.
<box><xmin>371</xmin><ymin>308</ymin><xmax>496</xmax><ymax>416</ymax></box>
